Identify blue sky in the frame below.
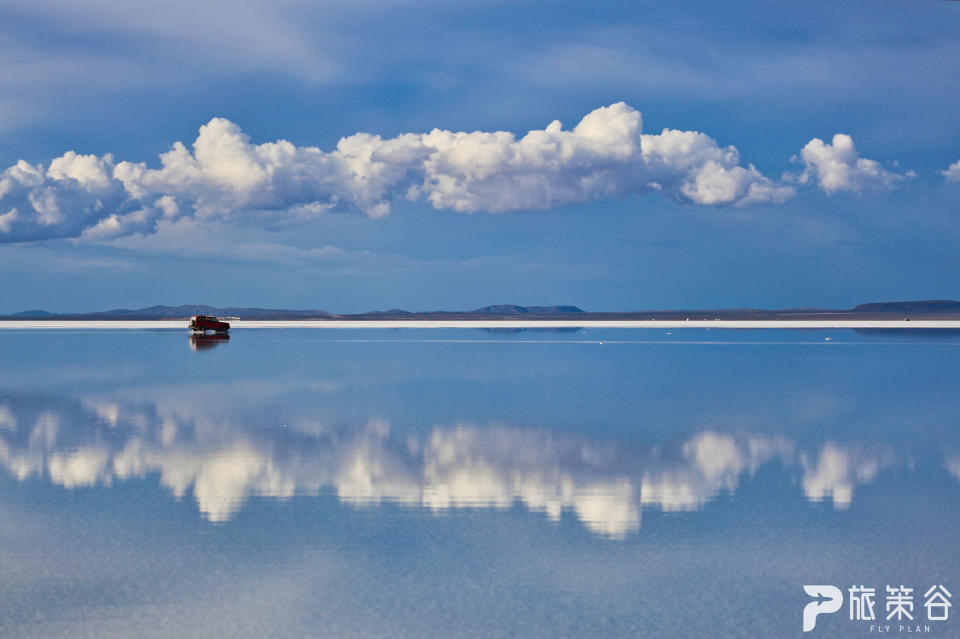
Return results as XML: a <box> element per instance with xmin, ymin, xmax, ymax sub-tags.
<box><xmin>1</xmin><ymin>0</ymin><xmax>958</xmax><ymax>313</ymax></box>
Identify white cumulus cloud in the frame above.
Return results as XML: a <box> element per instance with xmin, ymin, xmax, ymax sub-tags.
<box><xmin>794</xmin><ymin>133</ymin><xmax>904</xmax><ymax>194</ymax></box>
<box><xmin>942</xmin><ymin>160</ymin><xmax>960</xmax><ymax>183</ymax></box>
<box><xmin>0</xmin><ymin>102</ymin><xmax>802</xmax><ymax>242</ymax></box>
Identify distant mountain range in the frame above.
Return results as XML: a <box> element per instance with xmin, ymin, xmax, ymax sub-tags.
<box><xmin>4</xmin><ymin>305</ymin><xmax>337</xmax><ymax>321</ymax></box>
<box><xmin>2</xmin><ymin>304</ymin><xmax>585</xmax><ymax>320</ymax></box>
<box><xmin>4</xmin><ymin>300</ymin><xmax>960</xmax><ymax>320</ymax></box>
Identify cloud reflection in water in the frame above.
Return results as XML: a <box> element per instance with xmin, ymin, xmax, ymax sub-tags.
<box><xmin>0</xmin><ymin>393</ymin><xmax>919</xmax><ymax>538</ymax></box>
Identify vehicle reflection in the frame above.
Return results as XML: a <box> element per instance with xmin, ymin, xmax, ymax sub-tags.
<box><xmin>189</xmin><ymin>332</ymin><xmax>230</xmax><ymax>351</ymax></box>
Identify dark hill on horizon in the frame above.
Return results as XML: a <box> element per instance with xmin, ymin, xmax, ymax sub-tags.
<box><xmin>853</xmin><ymin>300</ymin><xmax>960</xmax><ymax>313</ymax></box>
<box><xmin>3</xmin><ymin>300</ymin><xmax>960</xmax><ymax>320</ymax></box>
<box><xmin>471</xmin><ymin>305</ymin><xmax>585</xmax><ymax>315</ymax></box>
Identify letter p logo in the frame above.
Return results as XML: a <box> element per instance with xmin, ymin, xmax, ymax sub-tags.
<box><xmin>803</xmin><ymin>585</ymin><xmax>843</xmax><ymax>632</ymax></box>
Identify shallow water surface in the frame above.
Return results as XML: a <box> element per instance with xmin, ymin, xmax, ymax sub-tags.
<box><xmin>1</xmin><ymin>328</ymin><xmax>959</xmax><ymax>637</ymax></box>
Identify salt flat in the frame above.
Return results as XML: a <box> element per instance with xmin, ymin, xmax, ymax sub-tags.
<box><xmin>1</xmin><ymin>319</ymin><xmax>960</xmax><ymax>330</ymax></box>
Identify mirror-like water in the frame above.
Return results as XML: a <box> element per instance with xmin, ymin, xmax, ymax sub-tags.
<box><xmin>2</xmin><ymin>329</ymin><xmax>958</xmax><ymax>637</ymax></box>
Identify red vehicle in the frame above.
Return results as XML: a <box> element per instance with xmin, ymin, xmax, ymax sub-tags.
<box><xmin>189</xmin><ymin>314</ymin><xmax>230</xmax><ymax>333</ymax></box>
